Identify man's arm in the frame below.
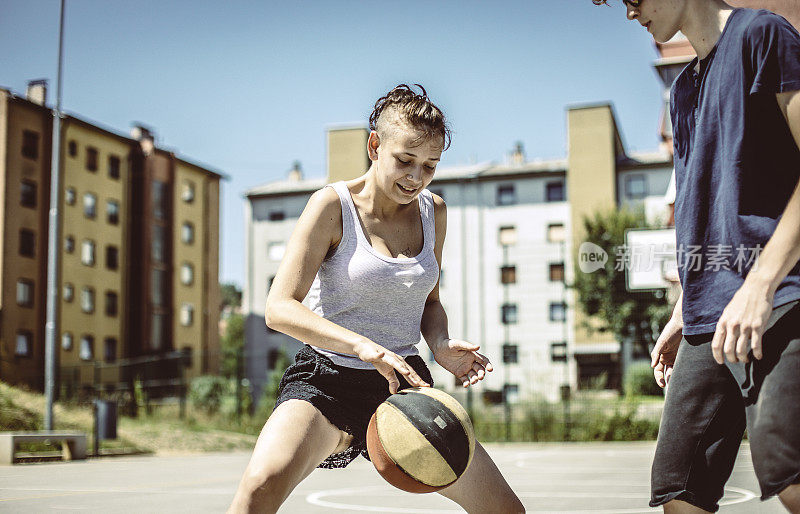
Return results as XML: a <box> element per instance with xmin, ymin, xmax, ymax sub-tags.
<box><xmin>712</xmin><ymin>90</ymin><xmax>800</xmax><ymax>363</ymax></box>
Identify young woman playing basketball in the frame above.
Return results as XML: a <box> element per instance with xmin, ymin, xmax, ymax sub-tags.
<box><xmin>227</xmin><ymin>85</ymin><xmax>524</xmax><ymax>513</ymax></box>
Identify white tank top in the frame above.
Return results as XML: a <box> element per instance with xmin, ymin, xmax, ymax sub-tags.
<box><xmin>304</xmin><ymin>181</ymin><xmax>440</xmax><ymax>368</ymax></box>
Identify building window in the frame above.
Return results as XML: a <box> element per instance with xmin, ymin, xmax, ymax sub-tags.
<box><xmin>151</xmin><ymin>313</ymin><xmax>165</xmax><ymax>350</ymax></box>
<box><xmin>17</xmin><ymin>279</ymin><xmax>34</xmax><ymax>307</ymax></box>
<box><xmin>86</xmin><ymin>147</ymin><xmax>98</xmax><ymax>172</ymax></box>
<box><xmin>549</xmin><ymin>262</ymin><xmax>565</xmax><ymax>282</ymax></box>
<box><xmin>83</xmin><ymin>192</ymin><xmax>97</xmax><ymax>219</ymax></box>
<box><xmin>19</xmin><ymin>229</ymin><xmax>35</xmax><ymax>257</ymax></box>
<box><xmin>68</xmin><ymin>140</ymin><xmax>77</xmax><ymax>157</ymax></box>
<box><xmin>625</xmin><ymin>174</ymin><xmax>647</xmax><ymax>199</ymax></box>
<box><xmin>498</xmin><ymin>226</ymin><xmax>518</xmax><ymax>246</ymax></box>
<box><xmin>21</xmin><ymin>180</ymin><xmax>37</xmax><ymax>208</ymax></box>
<box><xmin>16</xmin><ymin>331</ymin><xmax>33</xmax><ymax>357</ymax></box>
<box><xmin>105</xmin><ymin>291</ymin><xmax>118</xmax><ymax>317</ymax></box>
<box><xmin>501</xmin><ymin>265</ymin><xmax>516</xmax><ymax>284</ymax></box>
<box><xmin>106</xmin><ymin>200</ymin><xmax>119</xmax><ymax>225</ymax></box>
<box><xmin>501</xmin><ymin>303</ymin><xmax>518</xmax><ymax>324</ymax></box>
<box><xmin>106</xmin><ymin>245</ymin><xmax>118</xmax><ymax>270</ymax></box>
<box><xmin>503</xmin><ymin>384</ymin><xmax>520</xmax><ymax>403</ymax></box>
<box><xmin>546</xmin><ymin>181</ymin><xmax>565</xmax><ymax>202</ymax></box>
<box><xmin>182</xmin><ymin>222</ymin><xmax>195</xmax><ymax>245</ymax></box>
<box><xmin>22</xmin><ymin>130</ymin><xmax>39</xmax><ymax>160</ymax></box>
<box><xmin>181</xmin><ymin>180</ymin><xmax>195</xmax><ymax>203</ymax></box>
<box><xmin>63</xmin><ymin>283</ymin><xmax>74</xmax><ymax>302</ymax></box>
<box><xmin>502</xmin><ymin>344</ymin><xmax>519</xmax><ymax>364</ymax></box>
<box><xmin>152</xmin><ymin>225</ymin><xmax>165</xmax><ymax>262</ymax></box>
<box><xmin>65</xmin><ymin>235</ymin><xmax>75</xmax><ymax>253</ymax></box>
<box><xmin>79</xmin><ymin>335</ymin><xmax>94</xmax><ymax>361</ymax></box>
<box><xmin>547</xmin><ymin>223</ymin><xmax>565</xmax><ymax>243</ymax></box>
<box><xmin>65</xmin><ymin>187</ymin><xmax>76</xmax><ymax>205</ymax></box>
<box><xmin>549</xmin><ymin>302</ymin><xmax>567</xmax><ymax>322</ymax></box>
<box><xmin>180</xmin><ymin>303</ymin><xmax>194</xmax><ymax>327</ymax></box>
<box><xmin>151</xmin><ymin>269</ymin><xmax>165</xmax><ymax>306</ymax></box>
<box><xmin>152</xmin><ymin>181</ymin><xmax>167</xmax><ymax>220</ymax></box>
<box><xmin>81</xmin><ymin>287</ymin><xmax>95</xmax><ymax>313</ymax></box>
<box><xmin>104</xmin><ymin>338</ymin><xmax>117</xmax><ymax>363</ymax></box>
<box><xmin>181</xmin><ymin>263</ymin><xmax>194</xmax><ymax>286</ymax></box>
<box><xmin>550</xmin><ymin>341</ymin><xmax>568</xmax><ymax>363</ymax></box>
<box><xmin>268</xmin><ymin>242</ymin><xmax>285</xmax><ymax>261</ymax></box>
<box><xmin>269</xmin><ymin>211</ymin><xmax>285</xmax><ymax>221</ymax></box>
<box><xmin>108</xmin><ymin>155</ymin><xmax>120</xmax><ymax>180</ymax></box>
<box><xmin>497</xmin><ymin>184</ymin><xmax>516</xmax><ymax>206</ymax></box>
<box><xmin>81</xmin><ymin>240</ymin><xmax>95</xmax><ymax>266</ymax></box>
<box><xmin>62</xmin><ymin>332</ymin><xmax>73</xmax><ymax>351</ymax></box>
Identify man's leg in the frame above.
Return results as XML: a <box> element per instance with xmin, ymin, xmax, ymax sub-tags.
<box><xmin>437</xmin><ymin>442</ymin><xmax>524</xmax><ymax>513</ymax></box>
<box><xmin>778</xmin><ymin>485</ymin><xmax>800</xmax><ymax>513</ymax></box>
<box><xmin>227</xmin><ymin>399</ymin><xmax>350</xmax><ymax>514</ymax></box>
<box><xmin>740</xmin><ymin>303</ymin><xmax>800</xmax><ymax>512</ymax></box>
<box><xmin>663</xmin><ymin>500</ymin><xmax>713</xmax><ymax>514</ymax></box>
<box><xmin>651</xmin><ymin>337</ymin><xmax>746</xmax><ymax>513</ymax></box>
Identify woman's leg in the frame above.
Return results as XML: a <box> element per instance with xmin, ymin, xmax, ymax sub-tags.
<box><xmin>437</xmin><ymin>442</ymin><xmax>524</xmax><ymax>513</ymax></box>
<box><xmin>227</xmin><ymin>399</ymin><xmax>352</xmax><ymax>514</ymax></box>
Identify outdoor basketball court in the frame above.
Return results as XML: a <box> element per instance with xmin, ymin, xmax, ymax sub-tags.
<box><xmin>0</xmin><ymin>442</ymin><xmax>783</xmax><ymax>513</ymax></box>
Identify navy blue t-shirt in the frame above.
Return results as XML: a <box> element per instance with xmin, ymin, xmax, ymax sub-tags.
<box><xmin>671</xmin><ymin>8</ymin><xmax>800</xmax><ymax>335</ymax></box>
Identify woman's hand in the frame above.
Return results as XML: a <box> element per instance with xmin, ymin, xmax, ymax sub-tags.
<box><xmin>355</xmin><ymin>341</ymin><xmax>429</xmax><ymax>394</ymax></box>
<box><xmin>432</xmin><ymin>338</ymin><xmax>493</xmax><ymax>388</ymax></box>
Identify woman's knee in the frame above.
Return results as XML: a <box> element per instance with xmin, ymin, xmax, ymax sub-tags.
<box><xmin>240</xmin><ymin>461</ymin><xmax>295</xmax><ymax>502</ymax></box>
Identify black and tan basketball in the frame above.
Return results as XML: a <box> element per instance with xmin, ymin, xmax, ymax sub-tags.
<box><xmin>366</xmin><ymin>387</ymin><xmax>475</xmax><ymax>493</ymax></box>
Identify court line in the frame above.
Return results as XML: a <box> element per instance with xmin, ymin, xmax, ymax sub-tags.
<box><xmin>305</xmin><ymin>485</ymin><xmax>758</xmax><ymax>513</ymax></box>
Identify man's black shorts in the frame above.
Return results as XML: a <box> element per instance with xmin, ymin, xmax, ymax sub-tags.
<box><xmin>650</xmin><ymin>301</ymin><xmax>800</xmax><ymax>512</ymax></box>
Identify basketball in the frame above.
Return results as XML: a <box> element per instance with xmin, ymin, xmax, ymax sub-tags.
<box><xmin>366</xmin><ymin>387</ymin><xmax>475</xmax><ymax>493</ymax></box>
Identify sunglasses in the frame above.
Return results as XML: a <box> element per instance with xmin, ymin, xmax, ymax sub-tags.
<box><xmin>623</xmin><ymin>0</ymin><xmax>642</xmax><ymax>6</ymax></box>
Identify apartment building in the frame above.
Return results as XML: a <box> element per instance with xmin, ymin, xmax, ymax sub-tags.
<box><xmin>0</xmin><ymin>82</ymin><xmax>222</xmax><ymax>393</ymax></box>
<box><xmin>243</xmin><ymin>110</ymin><xmax>672</xmax><ymax>403</ymax></box>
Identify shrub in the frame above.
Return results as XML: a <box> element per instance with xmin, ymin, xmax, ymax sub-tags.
<box><xmin>189</xmin><ymin>375</ymin><xmax>229</xmax><ymax>415</ymax></box>
<box><xmin>624</xmin><ymin>361</ymin><xmax>663</xmax><ymax>397</ymax></box>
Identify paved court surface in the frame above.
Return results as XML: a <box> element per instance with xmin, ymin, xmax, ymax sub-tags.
<box><xmin>0</xmin><ymin>442</ymin><xmax>785</xmax><ymax>513</ymax></box>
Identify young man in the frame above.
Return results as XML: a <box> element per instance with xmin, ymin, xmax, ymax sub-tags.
<box><xmin>598</xmin><ymin>0</ymin><xmax>800</xmax><ymax>512</ymax></box>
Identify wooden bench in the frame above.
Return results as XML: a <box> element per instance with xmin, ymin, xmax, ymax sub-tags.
<box><xmin>0</xmin><ymin>431</ymin><xmax>87</xmax><ymax>464</ymax></box>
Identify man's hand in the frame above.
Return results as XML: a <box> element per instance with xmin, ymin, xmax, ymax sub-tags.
<box><xmin>651</xmin><ymin>315</ymin><xmax>682</xmax><ymax>388</ymax></box>
<box><xmin>711</xmin><ymin>277</ymin><xmax>774</xmax><ymax>364</ymax></box>
<box><xmin>432</xmin><ymin>338</ymin><xmax>493</xmax><ymax>388</ymax></box>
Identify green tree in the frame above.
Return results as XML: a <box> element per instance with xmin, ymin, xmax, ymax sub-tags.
<box><xmin>220</xmin><ymin>283</ymin><xmax>242</xmax><ymax>310</ymax></box>
<box><xmin>573</xmin><ymin>207</ymin><xmax>672</xmax><ymax>358</ymax></box>
<box><xmin>221</xmin><ymin>313</ymin><xmax>244</xmax><ymax>379</ymax></box>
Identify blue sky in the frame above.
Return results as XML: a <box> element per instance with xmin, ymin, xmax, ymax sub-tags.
<box><xmin>1</xmin><ymin>0</ymin><xmax>664</xmax><ymax>288</ymax></box>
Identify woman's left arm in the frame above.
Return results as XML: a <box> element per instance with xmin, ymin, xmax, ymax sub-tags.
<box><xmin>420</xmin><ymin>193</ymin><xmax>493</xmax><ymax>387</ymax></box>
<box><xmin>712</xmin><ymin>90</ymin><xmax>800</xmax><ymax>364</ymax></box>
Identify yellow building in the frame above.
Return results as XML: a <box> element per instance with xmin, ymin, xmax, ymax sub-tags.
<box><xmin>0</xmin><ymin>82</ymin><xmax>223</xmax><ymax>394</ymax></box>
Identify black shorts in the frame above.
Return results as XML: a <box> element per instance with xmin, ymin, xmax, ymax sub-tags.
<box><xmin>650</xmin><ymin>301</ymin><xmax>800</xmax><ymax>511</ymax></box>
<box><xmin>273</xmin><ymin>345</ymin><xmax>434</xmax><ymax>469</ymax></box>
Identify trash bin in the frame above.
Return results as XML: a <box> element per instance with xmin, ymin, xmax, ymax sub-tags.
<box><xmin>94</xmin><ymin>399</ymin><xmax>118</xmax><ymax>440</ymax></box>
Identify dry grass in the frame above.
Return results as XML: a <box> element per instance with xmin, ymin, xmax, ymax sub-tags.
<box><xmin>0</xmin><ymin>382</ymin><xmax>257</xmax><ymax>455</ymax></box>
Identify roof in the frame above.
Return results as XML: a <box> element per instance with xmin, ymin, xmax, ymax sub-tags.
<box><xmin>245</xmin><ymin>149</ymin><xmax>671</xmax><ymax>200</ymax></box>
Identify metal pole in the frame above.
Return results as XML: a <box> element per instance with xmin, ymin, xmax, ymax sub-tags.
<box><xmin>44</xmin><ymin>0</ymin><xmax>66</xmax><ymax>431</ymax></box>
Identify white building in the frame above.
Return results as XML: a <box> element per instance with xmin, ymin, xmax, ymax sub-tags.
<box><xmin>243</xmin><ymin>109</ymin><xmax>672</xmax><ymax>404</ymax></box>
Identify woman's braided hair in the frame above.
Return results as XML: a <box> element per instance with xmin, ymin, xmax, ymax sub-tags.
<box><xmin>368</xmin><ymin>84</ymin><xmax>451</xmax><ymax>150</ymax></box>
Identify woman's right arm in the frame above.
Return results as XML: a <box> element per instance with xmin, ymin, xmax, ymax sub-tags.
<box><xmin>264</xmin><ymin>187</ymin><xmax>428</xmax><ymax>392</ymax></box>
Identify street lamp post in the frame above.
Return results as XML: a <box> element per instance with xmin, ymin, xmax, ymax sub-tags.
<box><xmin>44</xmin><ymin>0</ymin><xmax>66</xmax><ymax>431</ymax></box>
